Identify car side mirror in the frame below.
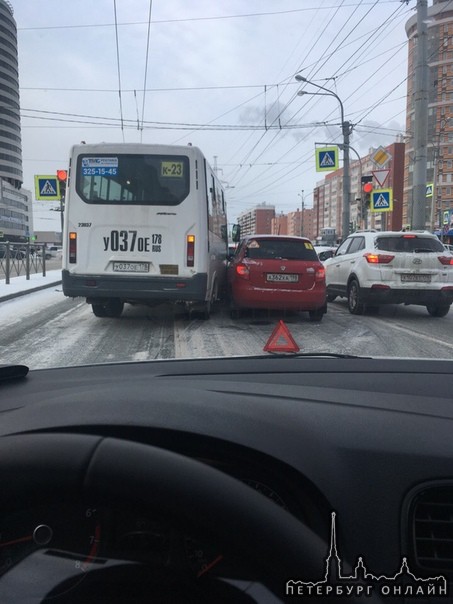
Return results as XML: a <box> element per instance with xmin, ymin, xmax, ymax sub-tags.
<box><xmin>231</xmin><ymin>224</ymin><xmax>241</xmax><ymax>243</ymax></box>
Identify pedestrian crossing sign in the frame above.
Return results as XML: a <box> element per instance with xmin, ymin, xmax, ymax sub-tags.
<box><xmin>370</xmin><ymin>188</ymin><xmax>393</xmax><ymax>213</ymax></box>
<box><xmin>426</xmin><ymin>183</ymin><xmax>433</xmax><ymax>197</ymax></box>
<box><xmin>315</xmin><ymin>147</ymin><xmax>338</xmax><ymax>172</ymax></box>
<box><xmin>34</xmin><ymin>175</ymin><xmax>61</xmax><ymax>200</ymax></box>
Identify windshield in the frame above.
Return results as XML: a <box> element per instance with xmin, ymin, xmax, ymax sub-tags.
<box><xmin>4</xmin><ymin>4</ymin><xmax>453</xmax><ymax>603</ymax></box>
<box><xmin>375</xmin><ymin>235</ymin><xmax>446</xmax><ymax>253</ymax></box>
<box><xmin>2</xmin><ymin>0</ymin><xmax>453</xmax><ymax>367</ymax></box>
<box><xmin>244</xmin><ymin>238</ymin><xmax>319</xmax><ymax>260</ymax></box>
<box><xmin>77</xmin><ymin>154</ymin><xmax>190</xmax><ymax>205</ymax></box>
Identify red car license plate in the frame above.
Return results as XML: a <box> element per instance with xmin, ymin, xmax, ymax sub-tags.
<box><xmin>266</xmin><ymin>273</ymin><xmax>299</xmax><ymax>283</ymax></box>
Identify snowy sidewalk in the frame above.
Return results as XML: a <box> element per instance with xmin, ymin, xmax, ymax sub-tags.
<box><xmin>0</xmin><ymin>270</ymin><xmax>62</xmax><ymax>303</ymax></box>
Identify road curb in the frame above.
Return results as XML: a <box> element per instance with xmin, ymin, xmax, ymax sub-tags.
<box><xmin>0</xmin><ymin>280</ymin><xmax>62</xmax><ymax>303</ymax></box>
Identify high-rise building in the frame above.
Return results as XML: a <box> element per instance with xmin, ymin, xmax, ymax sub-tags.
<box><xmin>404</xmin><ymin>0</ymin><xmax>453</xmax><ymax>234</ymax></box>
<box><xmin>0</xmin><ymin>0</ymin><xmax>22</xmax><ymax>189</ymax></box>
<box><xmin>0</xmin><ymin>0</ymin><xmax>33</xmax><ymax>243</ymax></box>
<box><xmin>237</xmin><ymin>203</ymin><xmax>276</xmax><ymax>237</ymax></box>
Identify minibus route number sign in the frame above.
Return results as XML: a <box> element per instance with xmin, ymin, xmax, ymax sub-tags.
<box><xmin>161</xmin><ymin>162</ymin><xmax>184</xmax><ymax>177</ymax></box>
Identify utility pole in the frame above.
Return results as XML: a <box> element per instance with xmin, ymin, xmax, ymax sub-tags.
<box><xmin>300</xmin><ymin>190</ymin><xmax>304</xmax><ymax>236</ymax></box>
<box><xmin>342</xmin><ymin>120</ymin><xmax>352</xmax><ymax>238</ymax></box>
<box><xmin>411</xmin><ymin>0</ymin><xmax>429</xmax><ymax>229</ymax></box>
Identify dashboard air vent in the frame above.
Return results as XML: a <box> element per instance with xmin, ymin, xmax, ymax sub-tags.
<box><xmin>411</xmin><ymin>486</ymin><xmax>453</xmax><ymax>575</ymax></box>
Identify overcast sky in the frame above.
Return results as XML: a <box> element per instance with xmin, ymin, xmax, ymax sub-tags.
<box><xmin>11</xmin><ymin>0</ymin><xmax>414</xmax><ymax>223</ymax></box>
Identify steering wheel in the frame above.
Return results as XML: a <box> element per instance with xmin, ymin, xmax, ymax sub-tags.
<box><xmin>0</xmin><ymin>434</ymin><xmax>382</xmax><ymax>603</ymax></box>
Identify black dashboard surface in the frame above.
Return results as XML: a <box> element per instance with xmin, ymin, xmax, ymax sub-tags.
<box><xmin>0</xmin><ymin>356</ymin><xmax>452</xmax><ymax>602</ymax></box>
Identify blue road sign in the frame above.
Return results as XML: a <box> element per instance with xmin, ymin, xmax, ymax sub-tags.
<box><xmin>371</xmin><ymin>188</ymin><xmax>393</xmax><ymax>213</ymax></box>
<box><xmin>34</xmin><ymin>175</ymin><xmax>60</xmax><ymax>200</ymax></box>
<box><xmin>315</xmin><ymin>147</ymin><xmax>338</xmax><ymax>172</ymax></box>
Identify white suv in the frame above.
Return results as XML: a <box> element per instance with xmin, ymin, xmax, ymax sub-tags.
<box><xmin>324</xmin><ymin>230</ymin><xmax>453</xmax><ymax>317</ymax></box>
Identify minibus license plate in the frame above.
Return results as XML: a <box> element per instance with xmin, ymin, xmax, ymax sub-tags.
<box><xmin>113</xmin><ymin>262</ymin><xmax>150</xmax><ymax>273</ymax></box>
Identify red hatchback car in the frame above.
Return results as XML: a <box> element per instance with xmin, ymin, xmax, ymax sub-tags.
<box><xmin>228</xmin><ymin>235</ymin><xmax>327</xmax><ymax>321</ymax></box>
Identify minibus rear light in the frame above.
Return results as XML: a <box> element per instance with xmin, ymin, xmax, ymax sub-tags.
<box><xmin>69</xmin><ymin>232</ymin><xmax>77</xmax><ymax>264</ymax></box>
<box><xmin>187</xmin><ymin>235</ymin><xmax>195</xmax><ymax>267</ymax></box>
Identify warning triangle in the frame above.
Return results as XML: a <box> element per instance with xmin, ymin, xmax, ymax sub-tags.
<box><xmin>320</xmin><ymin>152</ymin><xmax>335</xmax><ymax>167</ymax></box>
<box><xmin>263</xmin><ymin>320</ymin><xmax>300</xmax><ymax>353</ymax></box>
<box><xmin>40</xmin><ymin>180</ymin><xmax>57</xmax><ymax>195</ymax></box>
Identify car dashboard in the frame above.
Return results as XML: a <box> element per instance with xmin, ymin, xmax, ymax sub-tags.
<box><xmin>0</xmin><ymin>356</ymin><xmax>452</xmax><ymax>603</ymax></box>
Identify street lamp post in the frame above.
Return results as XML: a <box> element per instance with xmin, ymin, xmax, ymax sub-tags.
<box><xmin>295</xmin><ymin>75</ymin><xmax>352</xmax><ymax>240</ymax></box>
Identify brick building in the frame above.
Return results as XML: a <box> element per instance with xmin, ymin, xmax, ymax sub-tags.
<box><xmin>237</xmin><ymin>203</ymin><xmax>275</xmax><ymax>236</ymax></box>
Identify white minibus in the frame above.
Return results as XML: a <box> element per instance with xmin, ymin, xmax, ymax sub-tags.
<box><xmin>62</xmin><ymin>143</ymin><xmax>229</xmax><ymax>318</ymax></box>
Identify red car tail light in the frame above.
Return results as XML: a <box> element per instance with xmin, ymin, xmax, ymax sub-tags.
<box><xmin>315</xmin><ymin>267</ymin><xmax>325</xmax><ymax>282</ymax></box>
<box><xmin>235</xmin><ymin>263</ymin><xmax>250</xmax><ymax>279</ymax></box>
<box><xmin>69</xmin><ymin>232</ymin><xmax>77</xmax><ymax>264</ymax></box>
<box><xmin>364</xmin><ymin>253</ymin><xmax>394</xmax><ymax>264</ymax></box>
<box><xmin>438</xmin><ymin>256</ymin><xmax>453</xmax><ymax>266</ymax></box>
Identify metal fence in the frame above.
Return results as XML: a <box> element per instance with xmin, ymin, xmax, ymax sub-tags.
<box><xmin>0</xmin><ymin>243</ymin><xmax>48</xmax><ymax>284</ymax></box>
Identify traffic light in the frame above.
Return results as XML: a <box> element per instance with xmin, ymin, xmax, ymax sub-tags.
<box><xmin>56</xmin><ymin>169</ymin><xmax>68</xmax><ymax>199</ymax></box>
<box><xmin>361</xmin><ymin>175</ymin><xmax>373</xmax><ymax>209</ymax></box>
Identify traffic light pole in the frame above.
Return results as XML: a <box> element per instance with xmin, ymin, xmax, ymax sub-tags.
<box><xmin>56</xmin><ymin>170</ymin><xmax>67</xmax><ymax>242</ymax></box>
<box><xmin>60</xmin><ymin>195</ymin><xmax>64</xmax><ymax>235</ymax></box>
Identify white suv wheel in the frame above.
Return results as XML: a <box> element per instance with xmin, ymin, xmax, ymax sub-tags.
<box><xmin>348</xmin><ymin>280</ymin><xmax>364</xmax><ymax>315</ymax></box>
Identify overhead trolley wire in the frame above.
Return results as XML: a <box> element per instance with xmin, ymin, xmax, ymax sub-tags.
<box><xmin>113</xmin><ymin>0</ymin><xmax>125</xmax><ymax>141</ymax></box>
<box><xmin>225</xmin><ymin>1</ymin><xmax>379</xmax><ymax>192</ymax></box>
<box><xmin>226</xmin><ymin>1</ymin><xmax>352</xmax><ymax>187</ymax></box>
<box><xmin>140</xmin><ymin>0</ymin><xmax>153</xmax><ymax>141</ymax></box>
<box><xmin>17</xmin><ymin>3</ymin><xmax>403</xmax><ymax>32</ymax></box>
<box><xmin>224</xmin><ymin>2</ymin><xmax>413</xmax><ymax>203</ymax></box>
